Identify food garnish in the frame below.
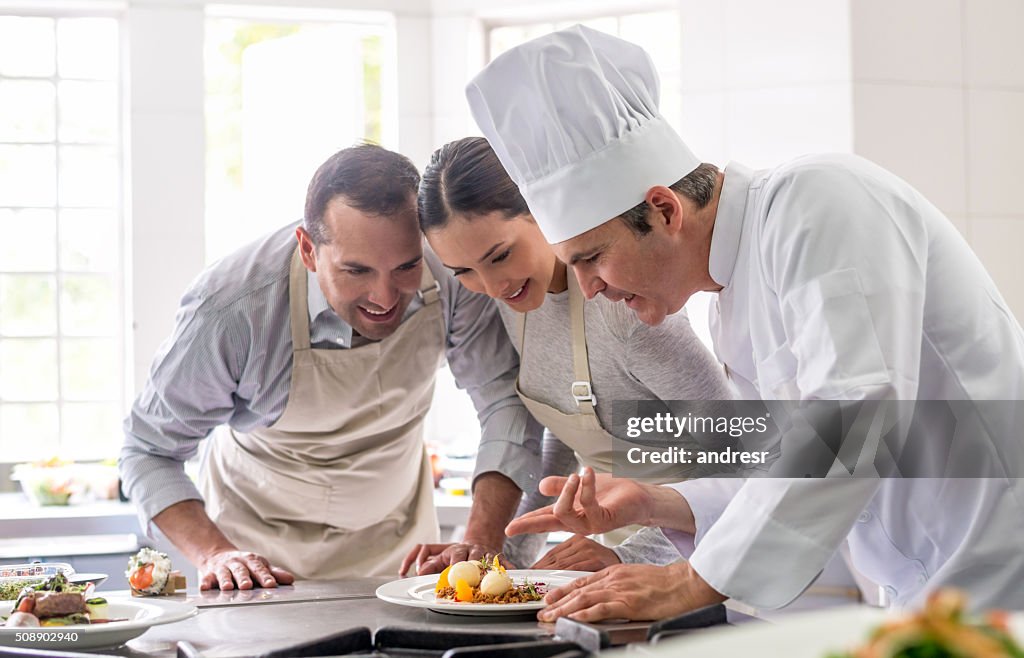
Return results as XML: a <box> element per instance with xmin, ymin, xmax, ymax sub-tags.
<box><xmin>828</xmin><ymin>589</ymin><xmax>1024</xmax><ymax>658</ymax></box>
<box><xmin>126</xmin><ymin>548</ymin><xmax>185</xmax><ymax>596</ymax></box>
<box><xmin>434</xmin><ymin>555</ymin><xmax>545</xmax><ymax>604</ymax></box>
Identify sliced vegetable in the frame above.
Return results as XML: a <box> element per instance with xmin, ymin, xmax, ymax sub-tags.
<box><xmin>454</xmin><ymin>579</ymin><xmax>474</xmax><ymax>602</ymax></box>
<box><xmin>129</xmin><ymin>563</ymin><xmax>154</xmax><ymax>590</ymax></box>
<box><xmin>435</xmin><ymin>565</ymin><xmax>452</xmax><ymax>592</ymax></box>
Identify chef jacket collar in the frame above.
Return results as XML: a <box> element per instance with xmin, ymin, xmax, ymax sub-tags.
<box><xmin>708</xmin><ymin>162</ymin><xmax>754</xmax><ymax>290</ymax></box>
<box><xmin>306</xmin><ymin>268</ymin><xmax>354</xmax><ymax>346</ymax></box>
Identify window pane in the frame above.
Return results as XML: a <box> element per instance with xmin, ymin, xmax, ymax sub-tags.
<box><xmin>61</xmin><ymin>338</ymin><xmax>118</xmax><ymax>400</ymax></box>
<box><xmin>59</xmin><ymin>209</ymin><xmax>119</xmax><ymax>272</ymax></box>
<box><xmin>489</xmin><ymin>24</ymin><xmax>553</xmax><ymax>59</ymax></box>
<box><xmin>59</xmin><ymin>145</ymin><xmax>119</xmax><ymax>207</ymax></box>
<box><xmin>564</xmin><ymin>17</ymin><xmax>618</xmax><ymax>33</ymax></box>
<box><xmin>0</xmin><ymin>145</ymin><xmax>57</xmax><ymax>206</ymax></box>
<box><xmin>60</xmin><ymin>274</ymin><xmax>117</xmax><ymax>336</ymax></box>
<box><xmin>59</xmin><ymin>81</ymin><xmax>118</xmax><ymax>143</ymax></box>
<box><xmin>0</xmin><ymin>80</ymin><xmax>56</xmax><ymax>142</ymax></box>
<box><xmin>57</xmin><ymin>18</ymin><xmax>118</xmax><ymax>80</ymax></box>
<box><xmin>62</xmin><ymin>402</ymin><xmax>121</xmax><ymax>459</ymax></box>
<box><xmin>0</xmin><ymin>209</ymin><xmax>57</xmax><ymax>272</ymax></box>
<box><xmin>0</xmin><ymin>339</ymin><xmax>58</xmax><ymax>400</ymax></box>
<box><xmin>0</xmin><ymin>275</ymin><xmax>57</xmax><ymax>336</ymax></box>
<box><xmin>619</xmin><ymin>12</ymin><xmax>681</xmax><ymax>74</ymax></box>
<box><xmin>0</xmin><ymin>403</ymin><xmax>60</xmax><ymax>461</ymax></box>
<box><xmin>0</xmin><ymin>17</ymin><xmax>55</xmax><ymax>77</ymax></box>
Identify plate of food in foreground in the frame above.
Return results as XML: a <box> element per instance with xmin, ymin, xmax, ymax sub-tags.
<box><xmin>627</xmin><ymin>589</ymin><xmax>1024</xmax><ymax>658</ymax></box>
<box><xmin>0</xmin><ymin>572</ymin><xmax>197</xmax><ymax>650</ymax></box>
<box><xmin>376</xmin><ymin>558</ymin><xmax>591</xmax><ymax>616</ymax></box>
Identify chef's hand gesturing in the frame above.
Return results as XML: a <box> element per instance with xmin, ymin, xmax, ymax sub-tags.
<box><xmin>506</xmin><ymin>467</ymin><xmax>660</xmax><ymax>537</ymax></box>
<box><xmin>537</xmin><ymin>561</ymin><xmax>725</xmax><ymax>623</ymax></box>
<box><xmin>531</xmin><ymin>534</ymin><xmax>621</xmax><ymax>572</ymax></box>
<box><xmin>199</xmin><ymin>550</ymin><xmax>295</xmax><ymax>591</ymax></box>
<box><xmin>399</xmin><ymin>543</ymin><xmax>512</xmax><ymax>577</ymax></box>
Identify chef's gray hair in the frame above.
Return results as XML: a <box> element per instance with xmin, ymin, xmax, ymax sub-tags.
<box><xmin>304</xmin><ymin>143</ymin><xmax>420</xmax><ymax>245</ymax></box>
<box><xmin>618</xmin><ymin>163</ymin><xmax>719</xmax><ymax>237</ymax></box>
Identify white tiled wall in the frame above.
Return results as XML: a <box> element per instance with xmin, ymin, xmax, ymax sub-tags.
<box><xmin>849</xmin><ymin>0</ymin><xmax>1024</xmax><ymax>321</ymax></box>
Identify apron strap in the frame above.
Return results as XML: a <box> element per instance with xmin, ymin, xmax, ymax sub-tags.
<box><xmin>418</xmin><ymin>261</ymin><xmax>441</xmax><ymax>306</ymax></box>
<box><xmin>567</xmin><ymin>270</ymin><xmax>597</xmax><ymax>415</ymax></box>
<box><xmin>288</xmin><ymin>246</ymin><xmax>312</xmax><ymax>352</ymax></box>
<box><xmin>516</xmin><ymin>270</ymin><xmax>598</xmax><ymax>415</ymax></box>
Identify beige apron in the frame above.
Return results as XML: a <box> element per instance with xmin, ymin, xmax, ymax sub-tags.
<box><xmin>200</xmin><ymin>247</ymin><xmax>444</xmax><ymax>579</ymax></box>
<box><xmin>515</xmin><ymin>271</ymin><xmax>679</xmax><ymax>546</ymax></box>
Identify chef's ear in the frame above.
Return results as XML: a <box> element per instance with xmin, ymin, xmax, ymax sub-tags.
<box><xmin>295</xmin><ymin>226</ymin><xmax>319</xmax><ymax>273</ymax></box>
<box><xmin>644</xmin><ymin>185</ymin><xmax>685</xmax><ymax>236</ymax></box>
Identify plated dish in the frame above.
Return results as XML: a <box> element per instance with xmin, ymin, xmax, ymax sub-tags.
<box><xmin>376</xmin><ymin>568</ymin><xmax>591</xmax><ymax>616</ymax></box>
<box><xmin>0</xmin><ymin>597</ymin><xmax>197</xmax><ymax>650</ymax></box>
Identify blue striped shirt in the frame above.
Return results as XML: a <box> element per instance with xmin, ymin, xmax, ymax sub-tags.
<box><xmin>120</xmin><ymin>221</ymin><xmax>542</xmax><ymax>533</ymax></box>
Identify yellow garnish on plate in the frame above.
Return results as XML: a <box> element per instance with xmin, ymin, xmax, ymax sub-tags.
<box><xmin>492</xmin><ymin>555</ymin><xmax>506</xmax><ymax>574</ymax></box>
<box><xmin>455</xmin><ymin>579</ymin><xmax>474</xmax><ymax>602</ymax></box>
<box><xmin>435</xmin><ymin>565</ymin><xmax>452</xmax><ymax>592</ymax></box>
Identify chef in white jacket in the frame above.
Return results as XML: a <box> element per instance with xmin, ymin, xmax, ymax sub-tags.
<box><xmin>469</xmin><ymin>24</ymin><xmax>1024</xmax><ymax>621</ymax></box>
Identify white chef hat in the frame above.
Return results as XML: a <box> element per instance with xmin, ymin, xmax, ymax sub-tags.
<box><xmin>466</xmin><ymin>24</ymin><xmax>701</xmax><ymax>244</ymax></box>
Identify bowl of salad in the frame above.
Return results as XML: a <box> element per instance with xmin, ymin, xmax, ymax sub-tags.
<box><xmin>11</xmin><ymin>459</ymin><xmax>77</xmax><ymax>506</ymax></box>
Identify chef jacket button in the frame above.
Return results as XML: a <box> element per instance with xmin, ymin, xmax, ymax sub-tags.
<box><xmin>857</xmin><ymin>511</ymin><xmax>871</xmax><ymax>523</ymax></box>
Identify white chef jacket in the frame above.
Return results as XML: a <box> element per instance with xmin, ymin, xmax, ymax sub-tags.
<box><xmin>670</xmin><ymin>154</ymin><xmax>1024</xmax><ymax>611</ymax></box>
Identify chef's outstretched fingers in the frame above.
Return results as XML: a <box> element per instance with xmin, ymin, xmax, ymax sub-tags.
<box><xmin>505</xmin><ymin>505</ymin><xmax>560</xmax><ymax>536</ymax></box>
<box><xmin>269</xmin><ymin>566</ymin><xmax>294</xmax><ymax>585</ymax></box>
<box><xmin>577</xmin><ymin>467</ymin><xmax>599</xmax><ymax>517</ymax></box>
<box><xmin>537</xmin><ymin>475</ymin><xmax>571</xmax><ymax>497</ymax></box>
<box><xmin>552</xmin><ymin>473</ymin><xmax>581</xmax><ymax>523</ymax></box>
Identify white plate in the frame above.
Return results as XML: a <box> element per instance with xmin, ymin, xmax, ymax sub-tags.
<box><xmin>624</xmin><ymin>605</ymin><xmax>1024</xmax><ymax>658</ymax></box>
<box><xmin>376</xmin><ymin>569</ymin><xmax>591</xmax><ymax>616</ymax></box>
<box><xmin>0</xmin><ymin>597</ymin><xmax>198</xmax><ymax>650</ymax></box>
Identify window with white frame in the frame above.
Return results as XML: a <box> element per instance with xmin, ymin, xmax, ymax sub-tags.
<box><xmin>204</xmin><ymin>11</ymin><xmax>395</xmax><ymax>264</ymax></box>
<box><xmin>0</xmin><ymin>13</ymin><xmax>125</xmax><ymax>463</ymax></box>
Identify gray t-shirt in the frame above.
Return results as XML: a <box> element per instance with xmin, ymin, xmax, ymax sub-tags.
<box><xmin>497</xmin><ymin>288</ymin><xmax>734</xmax><ymax>566</ymax></box>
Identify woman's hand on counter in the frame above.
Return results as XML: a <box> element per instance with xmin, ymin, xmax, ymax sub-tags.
<box><xmin>199</xmin><ymin>549</ymin><xmax>295</xmax><ymax>591</ymax></box>
<box><xmin>399</xmin><ymin>542</ymin><xmax>511</xmax><ymax>577</ymax></box>
<box><xmin>531</xmin><ymin>534</ymin><xmax>621</xmax><ymax>572</ymax></box>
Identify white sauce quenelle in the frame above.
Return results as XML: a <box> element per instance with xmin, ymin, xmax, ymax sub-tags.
<box><xmin>447</xmin><ymin>561</ymin><xmax>482</xmax><ymax>588</ymax></box>
<box><xmin>479</xmin><ymin>570</ymin><xmax>513</xmax><ymax>596</ymax></box>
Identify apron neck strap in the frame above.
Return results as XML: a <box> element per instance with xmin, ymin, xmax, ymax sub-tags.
<box><xmin>517</xmin><ymin>270</ymin><xmax>598</xmax><ymax>414</ymax></box>
<box><xmin>417</xmin><ymin>262</ymin><xmax>441</xmax><ymax>305</ymax></box>
<box><xmin>288</xmin><ymin>246</ymin><xmax>312</xmax><ymax>351</ymax></box>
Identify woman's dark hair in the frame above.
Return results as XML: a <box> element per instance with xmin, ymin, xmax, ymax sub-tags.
<box><xmin>304</xmin><ymin>143</ymin><xmax>421</xmax><ymax>245</ymax></box>
<box><xmin>418</xmin><ymin>137</ymin><xmax>530</xmax><ymax>232</ymax></box>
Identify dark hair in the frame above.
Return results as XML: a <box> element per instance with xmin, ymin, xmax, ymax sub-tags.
<box><xmin>618</xmin><ymin>163</ymin><xmax>720</xmax><ymax>237</ymax></box>
<box><xmin>303</xmin><ymin>143</ymin><xmax>421</xmax><ymax>245</ymax></box>
<box><xmin>418</xmin><ymin>137</ymin><xmax>530</xmax><ymax>233</ymax></box>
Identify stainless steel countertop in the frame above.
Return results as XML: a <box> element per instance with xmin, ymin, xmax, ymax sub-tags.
<box><xmin>107</xmin><ymin>578</ymin><xmax>552</xmax><ymax>657</ymax></box>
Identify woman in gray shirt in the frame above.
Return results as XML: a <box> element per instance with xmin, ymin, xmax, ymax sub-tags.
<box><xmin>417</xmin><ymin>137</ymin><xmax>734</xmax><ymax>570</ymax></box>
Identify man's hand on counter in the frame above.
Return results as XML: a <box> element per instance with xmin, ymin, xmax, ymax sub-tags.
<box><xmin>399</xmin><ymin>472</ymin><xmax>522</xmax><ymax>576</ymax></box>
<box><xmin>153</xmin><ymin>499</ymin><xmax>294</xmax><ymax>590</ymax></box>
<box><xmin>538</xmin><ymin>560</ymin><xmax>726</xmax><ymax>623</ymax></box>
<box><xmin>198</xmin><ymin>549</ymin><xmax>295</xmax><ymax>591</ymax></box>
<box><xmin>531</xmin><ymin>534</ymin><xmax>621</xmax><ymax>572</ymax></box>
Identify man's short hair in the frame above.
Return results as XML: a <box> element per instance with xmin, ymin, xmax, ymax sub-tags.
<box><xmin>304</xmin><ymin>143</ymin><xmax>421</xmax><ymax>245</ymax></box>
<box><xmin>618</xmin><ymin>163</ymin><xmax>720</xmax><ymax>237</ymax></box>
